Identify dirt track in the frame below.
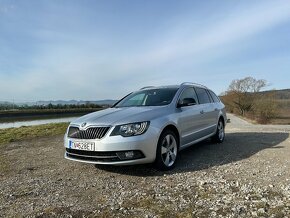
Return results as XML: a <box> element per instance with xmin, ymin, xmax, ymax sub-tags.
<box><xmin>0</xmin><ymin>114</ymin><xmax>289</xmax><ymax>217</ymax></box>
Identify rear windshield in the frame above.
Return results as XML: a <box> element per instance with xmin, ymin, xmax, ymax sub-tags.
<box><xmin>115</xmin><ymin>88</ymin><xmax>178</xmax><ymax>107</ymax></box>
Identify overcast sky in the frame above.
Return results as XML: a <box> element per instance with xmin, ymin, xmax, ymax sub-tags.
<box><xmin>1</xmin><ymin>0</ymin><xmax>290</xmax><ymax>102</ymax></box>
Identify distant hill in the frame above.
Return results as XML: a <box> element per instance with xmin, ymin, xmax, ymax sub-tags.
<box><xmin>0</xmin><ymin>99</ymin><xmax>118</xmax><ymax>106</ymax></box>
<box><xmin>33</xmin><ymin>99</ymin><xmax>118</xmax><ymax>106</ymax></box>
<box><xmin>261</xmin><ymin>89</ymin><xmax>290</xmax><ymax>99</ymax></box>
<box><xmin>220</xmin><ymin>88</ymin><xmax>290</xmax><ymax>99</ymax></box>
<box><xmin>0</xmin><ymin>101</ymin><xmax>12</xmax><ymax>105</ymax></box>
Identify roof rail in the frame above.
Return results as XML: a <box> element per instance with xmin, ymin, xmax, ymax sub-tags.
<box><xmin>180</xmin><ymin>82</ymin><xmax>208</xmax><ymax>89</ymax></box>
<box><xmin>140</xmin><ymin>86</ymin><xmax>155</xmax><ymax>90</ymax></box>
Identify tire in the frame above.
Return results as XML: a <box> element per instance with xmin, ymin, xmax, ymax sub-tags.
<box><xmin>155</xmin><ymin>130</ymin><xmax>178</xmax><ymax>171</ymax></box>
<box><xmin>212</xmin><ymin>118</ymin><xmax>225</xmax><ymax>143</ymax></box>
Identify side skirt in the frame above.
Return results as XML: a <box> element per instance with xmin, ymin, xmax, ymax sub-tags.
<box><xmin>179</xmin><ymin>132</ymin><xmax>215</xmax><ymax>151</ymax></box>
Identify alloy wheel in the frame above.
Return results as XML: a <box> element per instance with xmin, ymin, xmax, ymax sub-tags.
<box><xmin>218</xmin><ymin>120</ymin><xmax>225</xmax><ymax>141</ymax></box>
<box><xmin>161</xmin><ymin>134</ymin><xmax>178</xmax><ymax>167</ymax></box>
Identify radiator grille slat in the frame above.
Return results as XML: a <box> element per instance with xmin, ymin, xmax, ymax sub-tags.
<box><xmin>68</xmin><ymin>126</ymin><xmax>110</xmax><ymax>139</ymax></box>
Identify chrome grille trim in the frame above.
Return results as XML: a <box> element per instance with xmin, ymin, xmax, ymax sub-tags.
<box><xmin>68</xmin><ymin>126</ymin><xmax>110</xmax><ymax>139</ymax></box>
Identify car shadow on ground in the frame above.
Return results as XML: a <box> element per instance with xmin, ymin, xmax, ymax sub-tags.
<box><xmin>94</xmin><ymin>132</ymin><xmax>289</xmax><ymax>177</ymax></box>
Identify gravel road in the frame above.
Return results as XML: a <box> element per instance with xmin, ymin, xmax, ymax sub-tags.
<box><xmin>0</xmin><ymin>114</ymin><xmax>289</xmax><ymax>217</ymax></box>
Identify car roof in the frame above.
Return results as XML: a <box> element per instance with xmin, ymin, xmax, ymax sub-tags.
<box><xmin>140</xmin><ymin>82</ymin><xmax>208</xmax><ymax>90</ymax></box>
<box><xmin>140</xmin><ymin>85</ymin><xmax>180</xmax><ymax>90</ymax></box>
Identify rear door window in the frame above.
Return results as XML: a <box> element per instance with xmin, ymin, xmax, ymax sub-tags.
<box><xmin>208</xmin><ymin>90</ymin><xmax>220</xmax><ymax>103</ymax></box>
<box><xmin>194</xmin><ymin>87</ymin><xmax>211</xmax><ymax>104</ymax></box>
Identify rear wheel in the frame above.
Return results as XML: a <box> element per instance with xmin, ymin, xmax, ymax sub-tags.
<box><xmin>212</xmin><ymin>119</ymin><xmax>225</xmax><ymax>143</ymax></box>
<box><xmin>155</xmin><ymin>130</ymin><xmax>178</xmax><ymax>171</ymax></box>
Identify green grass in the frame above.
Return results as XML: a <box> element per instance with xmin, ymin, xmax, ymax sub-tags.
<box><xmin>0</xmin><ymin>108</ymin><xmax>102</xmax><ymax>113</ymax></box>
<box><xmin>0</xmin><ymin>122</ymin><xmax>69</xmax><ymax>145</ymax></box>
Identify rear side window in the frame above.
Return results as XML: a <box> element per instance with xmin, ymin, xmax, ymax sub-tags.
<box><xmin>195</xmin><ymin>87</ymin><xmax>211</xmax><ymax>104</ymax></box>
<box><xmin>208</xmin><ymin>90</ymin><xmax>220</xmax><ymax>103</ymax></box>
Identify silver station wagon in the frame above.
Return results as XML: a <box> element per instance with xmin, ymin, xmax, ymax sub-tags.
<box><xmin>64</xmin><ymin>82</ymin><xmax>227</xmax><ymax>170</ymax></box>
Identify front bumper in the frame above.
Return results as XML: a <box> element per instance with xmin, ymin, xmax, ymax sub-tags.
<box><xmin>64</xmin><ymin>127</ymin><xmax>159</xmax><ymax>165</ymax></box>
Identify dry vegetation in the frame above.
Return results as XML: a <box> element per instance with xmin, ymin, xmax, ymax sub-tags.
<box><xmin>273</xmin><ymin>99</ymin><xmax>290</xmax><ymax>124</ymax></box>
<box><xmin>221</xmin><ymin>77</ymin><xmax>290</xmax><ymax>124</ymax></box>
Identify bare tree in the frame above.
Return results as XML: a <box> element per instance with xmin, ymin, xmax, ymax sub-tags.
<box><xmin>226</xmin><ymin>77</ymin><xmax>267</xmax><ymax>115</ymax></box>
<box><xmin>229</xmin><ymin>77</ymin><xmax>267</xmax><ymax>93</ymax></box>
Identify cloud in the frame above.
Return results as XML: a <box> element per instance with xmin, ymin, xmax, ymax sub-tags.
<box><xmin>117</xmin><ymin>0</ymin><xmax>290</xmax><ymax>71</ymax></box>
<box><xmin>1</xmin><ymin>0</ymin><xmax>290</xmax><ymax>101</ymax></box>
<box><xmin>0</xmin><ymin>3</ymin><xmax>14</xmax><ymax>14</ymax></box>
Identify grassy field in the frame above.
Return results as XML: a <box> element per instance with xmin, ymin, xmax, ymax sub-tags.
<box><xmin>0</xmin><ymin>122</ymin><xmax>69</xmax><ymax>145</ymax></box>
<box><xmin>271</xmin><ymin>108</ymin><xmax>290</xmax><ymax>124</ymax></box>
<box><xmin>270</xmin><ymin>99</ymin><xmax>290</xmax><ymax>124</ymax></box>
<box><xmin>0</xmin><ymin>108</ymin><xmax>104</xmax><ymax>123</ymax></box>
<box><xmin>0</xmin><ymin>114</ymin><xmax>80</xmax><ymax>123</ymax></box>
<box><xmin>0</xmin><ymin>108</ymin><xmax>102</xmax><ymax>118</ymax></box>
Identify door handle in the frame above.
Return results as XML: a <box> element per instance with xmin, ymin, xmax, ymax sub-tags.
<box><xmin>200</xmin><ymin>110</ymin><xmax>204</xmax><ymax>114</ymax></box>
<box><xmin>214</xmin><ymin>108</ymin><xmax>218</xmax><ymax>111</ymax></box>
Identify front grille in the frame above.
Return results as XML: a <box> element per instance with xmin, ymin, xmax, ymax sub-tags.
<box><xmin>68</xmin><ymin>126</ymin><xmax>110</xmax><ymax>139</ymax></box>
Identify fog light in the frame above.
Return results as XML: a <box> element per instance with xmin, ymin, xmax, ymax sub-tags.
<box><xmin>125</xmin><ymin>151</ymin><xmax>134</xmax><ymax>158</ymax></box>
<box><xmin>116</xmin><ymin>150</ymin><xmax>144</xmax><ymax>160</ymax></box>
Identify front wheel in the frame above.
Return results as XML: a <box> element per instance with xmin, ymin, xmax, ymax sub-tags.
<box><xmin>155</xmin><ymin>130</ymin><xmax>178</xmax><ymax>171</ymax></box>
<box><xmin>212</xmin><ymin>119</ymin><xmax>225</xmax><ymax>143</ymax></box>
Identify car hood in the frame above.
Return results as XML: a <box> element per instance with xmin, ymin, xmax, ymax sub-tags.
<box><xmin>70</xmin><ymin>106</ymin><xmax>169</xmax><ymax>127</ymax></box>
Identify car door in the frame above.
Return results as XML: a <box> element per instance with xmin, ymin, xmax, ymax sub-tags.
<box><xmin>194</xmin><ymin>87</ymin><xmax>217</xmax><ymax>136</ymax></box>
<box><xmin>176</xmin><ymin>87</ymin><xmax>205</xmax><ymax>147</ymax></box>
<box><xmin>208</xmin><ymin>89</ymin><xmax>221</xmax><ymax>127</ymax></box>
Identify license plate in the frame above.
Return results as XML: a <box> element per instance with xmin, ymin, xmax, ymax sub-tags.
<box><xmin>69</xmin><ymin>140</ymin><xmax>95</xmax><ymax>151</ymax></box>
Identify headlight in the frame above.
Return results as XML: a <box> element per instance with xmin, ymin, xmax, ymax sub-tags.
<box><xmin>110</xmin><ymin>121</ymin><xmax>150</xmax><ymax>137</ymax></box>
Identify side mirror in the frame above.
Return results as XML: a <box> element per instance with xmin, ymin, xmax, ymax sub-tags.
<box><xmin>177</xmin><ymin>98</ymin><xmax>197</xmax><ymax>108</ymax></box>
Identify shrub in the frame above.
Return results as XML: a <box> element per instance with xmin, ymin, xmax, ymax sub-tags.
<box><xmin>253</xmin><ymin>94</ymin><xmax>277</xmax><ymax>124</ymax></box>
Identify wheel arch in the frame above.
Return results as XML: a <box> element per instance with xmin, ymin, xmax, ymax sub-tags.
<box><xmin>159</xmin><ymin>124</ymin><xmax>180</xmax><ymax>149</ymax></box>
<box><xmin>218</xmin><ymin>115</ymin><xmax>225</xmax><ymax>126</ymax></box>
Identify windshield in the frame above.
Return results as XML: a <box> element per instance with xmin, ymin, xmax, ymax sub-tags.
<box><xmin>115</xmin><ymin>88</ymin><xmax>178</xmax><ymax>107</ymax></box>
